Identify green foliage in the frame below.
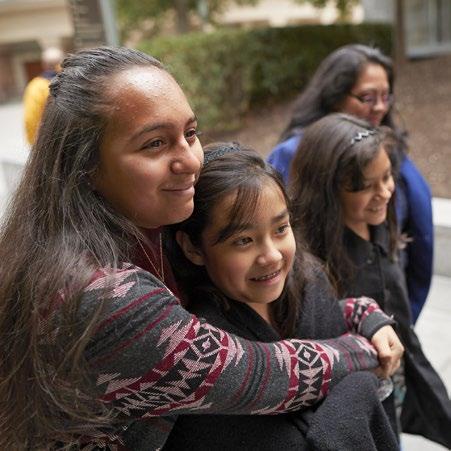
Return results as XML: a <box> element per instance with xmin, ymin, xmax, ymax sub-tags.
<box><xmin>139</xmin><ymin>28</ymin><xmax>254</xmax><ymax>130</ymax></box>
<box><xmin>116</xmin><ymin>0</ymin><xmax>170</xmax><ymax>38</ymax></box>
<box><xmin>138</xmin><ymin>23</ymin><xmax>392</xmax><ymax>132</ymax></box>
<box><xmin>117</xmin><ymin>0</ymin><xmax>259</xmax><ymax>37</ymax></box>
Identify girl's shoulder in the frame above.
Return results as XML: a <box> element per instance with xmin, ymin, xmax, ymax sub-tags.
<box><xmin>297</xmin><ymin>253</ymin><xmax>346</xmax><ymax>338</ymax></box>
<box><xmin>301</xmin><ymin>253</ymin><xmax>337</xmax><ymax>306</ymax></box>
<box><xmin>302</xmin><ymin>253</ymin><xmax>332</xmax><ymax>288</ymax></box>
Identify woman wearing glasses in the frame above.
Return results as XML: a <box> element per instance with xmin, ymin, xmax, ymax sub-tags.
<box><xmin>267</xmin><ymin>44</ymin><xmax>433</xmax><ymax>324</ymax></box>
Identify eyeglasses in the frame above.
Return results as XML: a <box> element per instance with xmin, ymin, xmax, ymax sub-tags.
<box><xmin>349</xmin><ymin>92</ymin><xmax>394</xmax><ymax>108</ymax></box>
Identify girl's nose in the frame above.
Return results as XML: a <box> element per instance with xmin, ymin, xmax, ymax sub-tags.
<box><xmin>256</xmin><ymin>242</ymin><xmax>283</xmax><ymax>266</ymax></box>
<box><xmin>377</xmin><ymin>182</ymin><xmax>393</xmax><ymax>200</ymax></box>
<box><xmin>373</xmin><ymin>95</ymin><xmax>388</xmax><ymax>114</ymax></box>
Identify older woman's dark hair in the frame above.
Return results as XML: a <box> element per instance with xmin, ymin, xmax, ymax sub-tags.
<box><xmin>0</xmin><ymin>47</ymin><xmax>165</xmax><ymax>448</ymax></box>
<box><xmin>280</xmin><ymin>44</ymin><xmax>407</xmax><ymax>154</ymax></box>
<box><xmin>166</xmin><ymin>142</ymin><xmax>307</xmax><ymax>338</ymax></box>
<box><xmin>289</xmin><ymin>113</ymin><xmax>399</xmax><ymax>295</ymax></box>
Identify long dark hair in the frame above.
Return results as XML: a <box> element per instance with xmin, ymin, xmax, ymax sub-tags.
<box><xmin>0</xmin><ymin>47</ymin><xmax>166</xmax><ymax>448</ymax></box>
<box><xmin>289</xmin><ymin>113</ymin><xmax>399</xmax><ymax>295</ymax></box>
<box><xmin>280</xmin><ymin>44</ymin><xmax>407</xmax><ymax>155</ymax></box>
<box><xmin>166</xmin><ymin>142</ymin><xmax>308</xmax><ymax>338</ymax></box>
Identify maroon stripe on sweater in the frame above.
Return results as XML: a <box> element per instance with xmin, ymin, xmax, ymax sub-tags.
<box><xmin>95</xmin><ymin>287</ymin><xmax>166</xmax><ymax>333</ymax></box>
<box><xmin>274</xmin><ymin>341</ymin><xmax>300</xmax><ymax>412</ymax></box>
<box><xmin>91</xmin><ymin>302</ymin><xmax>176</xmax><ymax>366</ymax></box>
<box><xmin>248</xmin><ymin>343</ymin><xmax>272</xmax><ymax>409</ymax></box>
<box><xmin>231</xmin><ymin>341</ymin><xmax>255</xmax><ymax>405</ymax></box>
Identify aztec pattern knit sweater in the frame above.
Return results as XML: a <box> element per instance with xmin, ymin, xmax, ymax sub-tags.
<box><xmin>69</xmin><ymin>264</ymin><xmax>388</xmax><ymax>449</ymax></box>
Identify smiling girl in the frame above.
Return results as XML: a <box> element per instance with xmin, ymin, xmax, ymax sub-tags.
<box><xmin>289</xmin><ymin>113</ymin><xmax>451</xmax><ymax>448</ymax></box>
<box><xmin>164</xmin><ymin>142</ymin><xmax>403</xmax><ymax>450</ymax></box>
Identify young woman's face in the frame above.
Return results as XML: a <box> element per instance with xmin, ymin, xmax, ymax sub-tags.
<box><xmin>339</xmin><ymin>146</ymin><xmax>395</xmax><ymax>240</ymax></box>
<box><xmin>94</xmin><ymin>66</ymin><xmax>203</xmax><ymax>229</ymax></box>
<box><xmin>195</xmin><ymin>182</ymin><xmax>296</xmax><ymax>317</ymax></box>
<box><xmin>339</xmin><ymin>63</ymin><xmax>391</xmax><ymax>127</ymax></box>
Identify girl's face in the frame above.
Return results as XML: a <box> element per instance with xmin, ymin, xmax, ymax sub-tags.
<box><xmin>339</xmin><ymin>146</ymin><xmax>395</xmax><ymax>240</ymax></box>
<box><xmin>339</xmin><ymin>63</ymin><xmax>391</xmax><ymax>127</ymax></box>
<box><xmin>183</xmin><ymin>182</ymin><xmax>296</xmax><ymax>320</ymax></box>
<box><xmin>94</xmin><ymin>66</ymin><xmax>203</xmax><ymax>229</ymax></box>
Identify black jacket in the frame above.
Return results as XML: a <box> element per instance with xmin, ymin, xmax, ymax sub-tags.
<box><xmin>343</xmin><ymin>225</ymin><xmax>451</xmax><ymax>448</ymax></box>
<box><xmin>163</xmin><ymin>267</ymin><xmax>398</xmax><ymax>451</ymax></box>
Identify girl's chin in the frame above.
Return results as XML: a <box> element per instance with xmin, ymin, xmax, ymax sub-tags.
<box><xmin>368</xmin><ymin>116</ymin><xmax>384</xmax><ymax>127</ymax></box>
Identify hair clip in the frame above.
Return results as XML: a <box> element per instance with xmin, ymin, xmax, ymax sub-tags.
<box><xmin>203</xmin><ymin>142</ymin><xmax>241</xmax><ymax>165</ymax></box>
<box><xmin>350</xmin><ymin>129</ymin><xmax>376</xmax><ymax>145</ymax></box>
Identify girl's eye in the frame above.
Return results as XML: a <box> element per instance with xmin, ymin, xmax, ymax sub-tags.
<box><xmin>361</xmin><ymin>95</ymin><xmax>375</xmax><ymax>104</ymax></box>
<box><xmin>383</xmin><ymin>172</ymin><xmax>393</xmax><ymax>183</ymax></box>
<box><xmin>276</xmin><ymin>223</ymin><xmax>291</xmax><ymax>235</ymax></box>
<box><xmin>233</xmin><ymin>236</ymin><xmax>252</xmax><ymax>247</ymax></box>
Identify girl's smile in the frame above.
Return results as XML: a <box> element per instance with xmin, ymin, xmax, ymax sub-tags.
<box><xmin>179</xmin><ymin>181</ymin><xmax>296</xmax><ymax>323</ymax></box>
<box><xmin>340</xmin><ymin>146</ymin><xmax>394</xmax><ymax>240</ymax></box>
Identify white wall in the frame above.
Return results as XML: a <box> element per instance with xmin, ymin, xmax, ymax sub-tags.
<box><xmin>361</xmin><ymin>0</ymin><xmax>394</xmax><ymax>23</ymax></box>
<box><xmin>0</xmin><ymin>0</ymin><xmax>73</xmax><ymax>46</ymax></box>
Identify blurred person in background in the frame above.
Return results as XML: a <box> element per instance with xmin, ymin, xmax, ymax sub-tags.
<box><xmin>267</xmin><ymin>44</ymin><xmax>433</xmax><ymax>324</ymax></box>
<box><xmin>23</xmin><ymin>46</ymin><xmax>64</xmax><ymax>146</ymax></box>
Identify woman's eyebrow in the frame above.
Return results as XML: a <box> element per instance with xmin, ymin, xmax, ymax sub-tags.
<box><xmin>129</xmin><ymin>115</ymin><xmax>197</xmax><ymax>143</ymax></box>
<box><xmin>129</xmin><ymin>122</ymin><xmax>170</xmax><ymax>142</ymax></box>
<box><xmin>186</xmin><ymin>115</ymin><xmax>198</xmax><ymax>125</ymax></box>
<box><xmin>271</xmin><ymin>209</ymin><xmax>289</xmax><ymax>224</ymax></box>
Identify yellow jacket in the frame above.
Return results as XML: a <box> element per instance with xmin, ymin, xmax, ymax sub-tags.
<box><xmin>23</xmin><ymin>75</ymin><xmax>51</xmax><ymax>145</ymax></box>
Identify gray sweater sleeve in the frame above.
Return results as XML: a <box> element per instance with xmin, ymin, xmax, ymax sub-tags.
<box><xmin>82</xmin><ymin>265</ymin><xmax>378</xmax><ymax>420</ymax></box>
<box><xmin>339</xmin><ymin>297</ymin><xmax>396</xmax><ymax>339</ymax></box>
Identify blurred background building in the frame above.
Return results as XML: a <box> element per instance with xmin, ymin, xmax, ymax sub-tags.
<box><xmin>363</xmin><ymin>0</ymin><xmax>451</xmax><ymax>57</ymax></box>
<box><xmin>0</xmin><ymin>0</ymin><xmax>117</xmax><ymax>102</ymax></box>
<box><xmin>0</xmin><ymin>0</ymin><xmax>70</xmax><ymax>103</ymax></box>
<box><xmin>1</xmin><ymin>0</ymin><xmax>451</xmax><ymax>103</ymax></box>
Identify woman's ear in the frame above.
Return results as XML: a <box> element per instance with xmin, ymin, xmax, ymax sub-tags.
<box><xmin>176</xmin><ymin>231</ymin><xmax>205</xmax><ymax>266</ymax></box>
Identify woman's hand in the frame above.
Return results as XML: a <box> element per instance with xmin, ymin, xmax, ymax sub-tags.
<box><xmin>371</xmin><ymin>325</ymin><xmax>404</xmax><ymax>378</ymax></box>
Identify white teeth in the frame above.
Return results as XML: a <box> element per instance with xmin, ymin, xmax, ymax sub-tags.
<box><xmin>253</xmin><ymin>270</ymin><xmax>279</xmax><ymax>281</ymax></box>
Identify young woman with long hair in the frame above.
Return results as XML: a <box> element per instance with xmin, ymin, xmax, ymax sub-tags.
<box><xmin>0</xmin><ymin>47</ymin><xmax>388</xmax><ymax>450</ymax></box>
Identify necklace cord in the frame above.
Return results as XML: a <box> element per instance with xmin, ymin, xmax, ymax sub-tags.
<box><xmin>138</xmin><ymin>233</ymin><xmax>165</xmax><ymax>283</ymax></box>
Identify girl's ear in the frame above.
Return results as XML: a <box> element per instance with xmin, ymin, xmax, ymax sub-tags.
<box><xmin>176</xmin><ymin>231</ymin><xmax>205</xmax><ymax>266</ymax></box>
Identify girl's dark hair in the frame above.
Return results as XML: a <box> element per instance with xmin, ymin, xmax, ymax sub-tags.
<box><xmin>0</xmin><ymin>47</ymin><xmax>166</xmax><ymax>448</ymax></box>
<box><xmin>166</xmin><ymin>142</ymin><xmax>307</xmax><ymax>338</ymax></box>
<box><xmin>289</xmin><ymin>113</ymin><xmax>399</xmax><ymax>295</ymax></box>
<box><xmin>280</xmin><ymin>44</ymin><xmax>407</xmax><ymax>155</ymax></box>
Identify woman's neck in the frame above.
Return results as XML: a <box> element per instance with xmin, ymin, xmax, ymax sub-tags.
<box><xmin>346</xmin><ymin>222</ymin><xmax>370</xmax><ymax>241</ymax></box>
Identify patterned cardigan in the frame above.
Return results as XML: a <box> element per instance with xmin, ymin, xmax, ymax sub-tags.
<box><xmin>67</xmin><ymin>264</ymin><xmax>390</xmax><ymax>449</ymax></box>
